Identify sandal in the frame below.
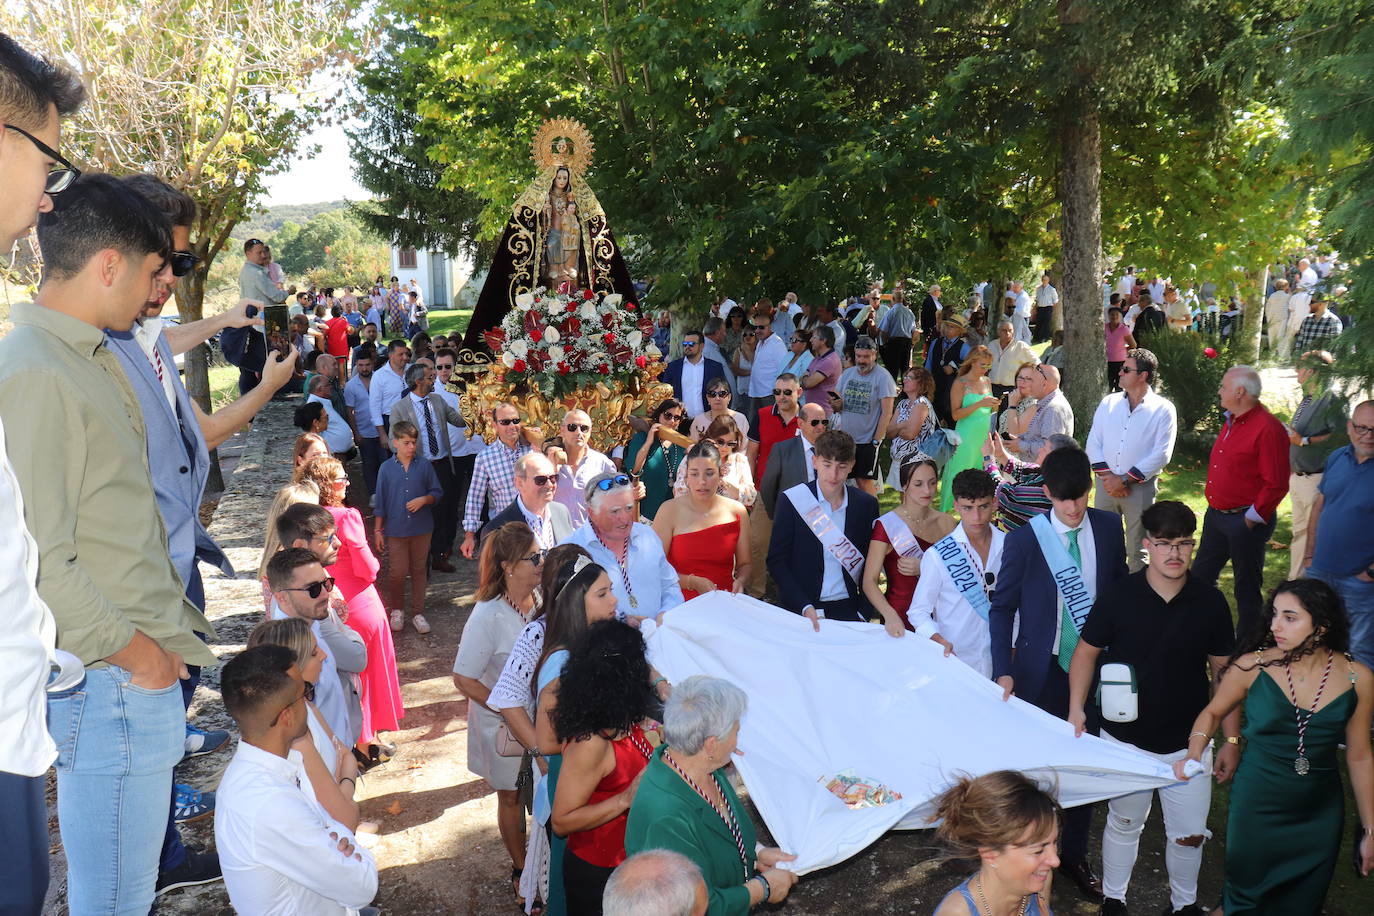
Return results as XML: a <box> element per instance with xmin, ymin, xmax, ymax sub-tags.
<box><xmin>511</xmin><ymin>867</ymin><xmax>524</xmax><ymax>905</ymax></box>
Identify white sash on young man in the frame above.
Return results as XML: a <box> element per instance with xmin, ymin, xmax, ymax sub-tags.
<box><xmin>1028</xmin><ymin>513</ymin><xmax>1096</xmax><ymax>634</ymax></box>
<box><xmin>784</xmin><ymin>483</ymin><xmax>864</xmax><ymax>581</ymax></box>
<box><xmin>878</xmin><ymin>510</ymin><xmax>924</xmax><ymax>559</ymax></box>
<box><xmin>932</xmin><ymin>533</ymin><xmax>991</xmax><ymax>620</ymax></box>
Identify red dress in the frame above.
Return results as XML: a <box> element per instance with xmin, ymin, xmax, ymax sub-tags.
<box><xmin>565</xmin><ymin>725</ymin><xmax>653</xmax><ymax>868</ymax></box>
<box><xmin>871</xmin><ymin>519</ymin><xmax>935</xmax><ymax>630</ymax></box>
<box><xmin>325</xmin><ymin>316</ymin><xmax>351</xmax><ymax>358</ymax></box>
<box><xmin>325</xmin><ymin>506</ymin><xmax>405</xmax><ymax>740</ymax></box>
<box><xmin>666</xmin><ymin>518</ymin><xmax>741</xmax><ymax>600</ymax></box>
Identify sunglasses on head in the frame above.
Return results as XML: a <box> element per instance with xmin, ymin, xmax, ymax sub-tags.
<box><xmin>170</xmin><ymin>250</ymin><xmax>200</xmax><ymax>278</ymax></box>
<box><xmin>565</xmin><ymin>423</ymin><xmax>590</xmax><ymax>432</ymax></box>
<box><xmin>594</xmin><ymin>474</ymin><xmax>633</xmax><ymax>492</ymax></box>
<box><xmin>281</xmin><ymin>577</ymin><xmax>335</xmax><ymax>598</ymax></box>
<box><xmin>496</xmin><ymin>417</ymin><xmax>522</xmax><ymax>426</ymax></box>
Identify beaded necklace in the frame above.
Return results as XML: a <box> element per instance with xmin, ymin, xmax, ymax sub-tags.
<box><xmin>663</xmin><ymin>749</ymin><xmax>750</xmax><ymax>880</ymax></box>
<box><xmin>1284</xmin><ymin>649</ymin><xmax>1333</xmax><ymax>776</ymax></box>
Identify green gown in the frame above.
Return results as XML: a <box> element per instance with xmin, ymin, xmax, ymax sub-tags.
<box><xmin>1222</xmin><ymin>668</ymin><xmax>1357</xmax><ymax>914</ymax></box>
<box><xmin>940</xmin><ymin>388</ymin><xmax>992</xmax><ymax>512</ymax></box>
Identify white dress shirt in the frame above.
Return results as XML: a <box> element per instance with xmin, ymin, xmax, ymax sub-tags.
<box><xmin>1086</xmin><ymin>388</ymin><xmax>1178</xmax><ymax>482</ymax></box>
<box><xmin>133</xmin><ymin>317</ymin><xmax>177</xmax><ymax>410</ymax></box>
<box><xmin>1298</xmin><ymin>267</ymin><xmax>1319</xmax><ymax>291</ymax></box>
<box><xmin>368</xmin><ymin>362</ymin><xmax>408</xmax><ymax>428</ymax></box>
<box><xmin>680</xmin><ymin>356</ymin><xmax>706</xmax><ymax>418</ymax></box>
<box><xmin>748</xmin><ymin>332</ymin><xmax>788</xmax><ymax>398</ymax></box>
<box><xmin>701</xmin><ymin>338</ymin><xmax>736</xmax><ymax>392</ymax></box>
<box><xmin>269</xmin><ymin>601</ymin><xmax>350</xmax><ymax>745</ymax></box>
<box><xmin>988</xmin><ymin>338</ymin><xmax>1038</xmax><ymax>387</ymax></box>
<box><xmin>909</xmin><ymin>523</ymin><xmax>1005</xmax><ymax>678</ymax></box>
<box><xmin>516</xmin><ymin>495</ymin><xmax>556</xmax><ymax>551</ymax></box>
<box><xmin>815</xmin><ymin>486</ymin><xmax>850</xmax><ymax>603</ymax></box>
<box><xmin>1012</xmin><ymin>290</ymin><xmax>1033</xmax><ymax>319</ymax></box>
<box><xmin>0</xmin><ymin>417</ymin><xmax>58</xmax><ymax>777</ymax></box>
<box><xmin>309</xmin><ymin>394</ymin><xmax>356</xmax><ymax>455</ymax></box>
<box><xmin>1116</xmin><ymin>274</ymin><xmax>1136</xmax><ymax>297</ymax></box>
<box><xmin>1034</xmin><ymin>284</ymin><xmax>1060</xmax><ymax>309</ymax></box>
<box><xmin>561</xmin><ymin>522</ymin><xmax>684</xmax><ymax>618</ymax></box>
<box><xmin>554</xmin><ymin>449</ymin><xmax>617</xmax><ymax>529</ymax></box>
<box><xmin>1048</xmin><ymin>510</ymin><xmax>1096</xmax><ymax>655</ymax></box>
<box><xmin>1147</xmin><ymin>281</ymin><xmax>1166</xmax><ymax>303</ymax></box>
<box><xmin>343</xmin><ymin>375</ymin><xmax>376</xmax><ymax>439</ymax></box>
<box><xmin>216</xmin><ymin>742</ymin><xmax>377</xmax><ymax>915</ymax></box>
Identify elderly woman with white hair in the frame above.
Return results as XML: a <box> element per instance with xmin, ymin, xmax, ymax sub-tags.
<box><xmin>624</xmin><ymin>676</ymin><xmax>797</xmax><ymax>914</ymax></box>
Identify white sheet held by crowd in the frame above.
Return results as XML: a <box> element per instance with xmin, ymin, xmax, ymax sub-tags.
<box><xmin>646</xmin><ymin>593</ymin><xmax>1176</xmax><ymax>874</ymax></box>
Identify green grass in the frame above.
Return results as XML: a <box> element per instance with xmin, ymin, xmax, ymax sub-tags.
<box><xmin>423</xmin><ymin>308</ymin><xmax>474</xmax><ymax>340</ymax></box>
<box><xmin>209</xmin><ymin>365</ymin><xmax>240</xmax><ymax>411</ymax></box>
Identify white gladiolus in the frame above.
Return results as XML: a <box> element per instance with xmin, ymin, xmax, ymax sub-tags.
<box><xmin>543</xmin><ymin>326</ymin><xmax>561</xmax><ymax>344</ymax></box>
<box><xmin>515</xmin><ymin>292</ymin><xmax>536</xmax><ymax>310</ymax></box>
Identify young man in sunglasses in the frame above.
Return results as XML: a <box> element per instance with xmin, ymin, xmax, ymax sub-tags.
<box><xmin>663</xmin><ymin>330</ymin><xmax>725</xmax><ymax>421</ymax></box>
<box><xmin>0</xmin><ymin>33</ymin><xmax>84</xmax><ymax>914</ymax></box>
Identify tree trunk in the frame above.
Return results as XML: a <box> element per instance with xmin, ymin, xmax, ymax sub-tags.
<box><xmin>180</xmin><ymin>262</ymin><xmax>225</xmax><ymax>493</ymax></box>
<box><xmin>1236</xmin><ymin>266</ymin><xmax>1266</xmax><ymax>365</ymax></box>
<box><xmin>1058</xmin><ymin>80</ymin><xmax>1104</xmax><ymax>436</ymax></box>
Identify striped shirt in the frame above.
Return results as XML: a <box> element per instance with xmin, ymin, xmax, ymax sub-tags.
<box><xmin>462</xmin><ymin>440</ymin><xmax>532</xmax><ymax>532</ymax></box>
<box><xmin>983</xmin><ymin>455</ymin><xmax>1051</xmax><ymax>531</ymax></box>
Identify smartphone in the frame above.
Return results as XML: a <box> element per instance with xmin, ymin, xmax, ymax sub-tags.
<box><xmin>262</xmin><ymin>305</ymin><xmax>290</xmax><ymax>354</ymax></box>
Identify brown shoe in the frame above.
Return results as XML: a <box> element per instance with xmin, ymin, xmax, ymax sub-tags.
<box><xmin>431</xmin><ymin>557</ymin><xmax>456</xmax><ymax>573</ymax></box>
<box><xmin>1059</xmin><ymin>860</ymin><xmax>1105</xmax><ymax>902</ymax></box>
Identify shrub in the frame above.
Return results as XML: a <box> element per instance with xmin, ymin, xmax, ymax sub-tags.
<box><xmin>1149</xmin><ymin>331</ymin><xmax>1237</xmax><ymax>433</ymax></box>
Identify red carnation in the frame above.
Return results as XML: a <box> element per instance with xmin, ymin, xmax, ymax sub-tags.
<box><xmin>530</xmin><ymin>326</ymin><xmax>543</xmax><ymax>343</ymax></box>
<box><xmin>634</xmin><ymin>355</ymin><xmax>648</xmax><ymax>369</ymax></box>
<box><xmin>598</xmin><ymin>364</ymin><xmax>611</xmax><ymax>374</ymax></box>
<box><xmin>513</xmin><ymin>359</ymin><xmax>527</xmax><ymax>373</ymax></box>
<box><xmin>582</xmin><ymin>289</ymin><xmax>594</xmax><ymax>300</ymax></box>
<box><xmin>558</xmin><ymin>362</ymin><xmax>571</xmax><ymax>375</ymax></box>
<box><xmin>604</xmin><ymin>332</ymin><xmax>616</xmax><ymax>345</ymax></box>
<box><xmin>626</xmin><ymin>300</ymin><xmax>637</xmax><ymax>310</ymax></box>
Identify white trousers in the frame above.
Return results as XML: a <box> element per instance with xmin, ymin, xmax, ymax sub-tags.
<box><xmin>1012</xmin><ymin>314</ymin><xmax>1032</xmax><ymax>344</ymax></box>
<box><xmin>1099</xmin><ymin>730</ymin><xmax>1213</xmax><ymax>910</ymax></box>
<box><xmin>1288</xmin><ymin>471</ymin><xmax>1323</xmax><ymax>579</ymax></box>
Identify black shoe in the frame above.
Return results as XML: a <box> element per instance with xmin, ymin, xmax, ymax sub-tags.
<box><xmin>431</xmin><ymin>557</ymin><xmax>456</xmax><ymax>573</ymax></box>
<box><xmin>1101</xmin><ymin>898</ymin><xmax>1128</xmax><ymax>915</ymax></box>
<box><xmin>1058</xmin><ymin>860</ymin><xmax>1105</xmax><ymax>902</ymax></box>
<box><xmin>156</xmin><ymin>849</ymin><xmax>222</xmax><ymax>896</ymax></box>
<box><xmin>1164</xmin><ymin>906</ymin><xmax>1204</xmax><ymax>916</ymax></box>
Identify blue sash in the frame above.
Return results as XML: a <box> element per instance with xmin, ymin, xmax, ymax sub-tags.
<box><xmin>1028</xmin><ymin>513</ymin><xmax>1096</xmax><ymax>633</ymax></box>
<box><xmin>932</xmin><ymin>533</ymin><xmax>991</xmax><ymax>621</ymax></box>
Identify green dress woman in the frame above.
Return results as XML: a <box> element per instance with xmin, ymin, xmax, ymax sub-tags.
<box><xmin>628</xmin><ymin>399</ymin><xmax>688</xmax><ymax>521</ymax></box>
<box><xmin>1175</xmin><ymin>580</ymin><xmax>1374</xmax><ymax>915</ymax></box>
<box><xmin>940</xmin><ymin>346</ymin><xmax>998</xmax><ymax>512</ymax></box>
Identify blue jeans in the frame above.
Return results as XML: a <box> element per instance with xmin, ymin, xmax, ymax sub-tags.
<box><xmin>48</xmin><ymin>665</ymin><xmax>185</xmax><ymax>915</ymax></box>
<box><xmin>0</xmin><ymin>771</ymin><xmax>48</xmax><ymax>915</ymax></box>
<box><xmin>1307</xmin><ymin>567</ymin><xmax>1374</xmax><ymax>671</ymax></box>
<box><xmin>359</xmin><ymin>436</ymin><xmax>384</xmax><ymax>496</ymax></box>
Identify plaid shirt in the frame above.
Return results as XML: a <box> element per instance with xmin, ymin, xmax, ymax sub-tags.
<box><xmin>1293</xmin><ymin>311</ymin><xmax>1342</xmax><ymax>354</ymax></box>
<box><xmin>462</xmin><ymin>440</ymin><xmax>532</xmax><ymax>532</ymax></box>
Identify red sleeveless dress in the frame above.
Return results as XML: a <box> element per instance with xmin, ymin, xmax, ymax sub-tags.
<box><xmin>565</xmin><ymin>724</ymin><xmax>654</xmax><ymax>868</ymax></box>
<box><xmin>666</xmin><ymin>518</ymin><xmax>741</xmax><ymax>599</ymax></box>
<box><xmin>871</xmin><ymin>519</ymin><xmax>935</xmax><ymax>630</ymax></box>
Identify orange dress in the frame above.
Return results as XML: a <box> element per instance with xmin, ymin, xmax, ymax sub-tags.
<box><xmin>667</xmin><ymin>518</ymin><xmax>741</xmax><ymax>600</ymax></box>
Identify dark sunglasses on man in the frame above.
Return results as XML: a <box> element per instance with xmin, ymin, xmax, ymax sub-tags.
<box><xmin>3</xmin><ymin>123</ymin><xmax>81</xmax><ymax>192</ymax></box>
<box><xmin>806</xmin><ymin>417</ymin><xmax>829</xmax><ymax>427</ymax></box>
<box><xmin>170</xmin><ymin>251</ymin><xmax>200</xmax><ymax>278</ymax></box>
<box><xmin>280</xmin><ymin>577</ymin><xmax>336</xmax><ymax>599</ymax></box>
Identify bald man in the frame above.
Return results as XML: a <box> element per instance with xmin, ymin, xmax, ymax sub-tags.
<box><xmin>1017</xmin><ymin>364</ymin><xmax>1075</xmax><ymax>461</ymax></box>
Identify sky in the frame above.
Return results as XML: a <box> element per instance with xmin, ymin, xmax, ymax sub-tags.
<box><xmin>261</xmin><ymin>121</ymin><xmax>372</xmax><ymax>207</ymax></box>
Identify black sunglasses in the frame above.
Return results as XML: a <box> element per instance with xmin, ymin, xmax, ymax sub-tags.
<box><xmin>773</xmin><ymin>388</ymin><xmax>796</xmax><ymax>397</ymax></box>
<box><xmin>496</xmin><ymin>417</ymin><xmax>522</xmax><ymax>426</ymax></box>
<box><xmin>170</xmin><ymin>250</ymin><xmax>200</xmax><ymax>278</ymax></box>
<box><xmin>594</xmin><ymin>474</ymin><xmax>633</xmax><ymax>492</ymax></box>
<box><xmin>565</xmin><ymin>423</ymin><xmax>590</xmax><ymax>432</ymax></box>
<box><xmin>304</xmin><ymin>681</ymin><xmax>316</xmax><ymax>703</ymax></box>
<box><xmin>523</xmin><ymin>551</ymin><xmax>545</xmax><ymax>567</ymax></box>
<box><xmin>707</xmin><ymin>389</ymin><xmax>731</xmax><ymax>398</ymax></box>
<box><xmin>281</xmin><ymin>577</ymin><xmax>335</xmax><ymax>598</ymax></box>
<box><xmin>681</xmin><ymin>340</ymin><xmax>698</xmax><ymax>347</ymax></box>
<box><xmin>751</xmin><ymin>325</ymin><xmax>770</xmax><ymax>332</ymax></box>
<box><xmin>3</xmin><ymin>123</ymin><xmax>80</xmax><ymax>192</ymax></box>
<box><xmin>527</xmin><ymin>474</ymin><xmax>556</xmax><ymax>487</ymax></box>
<box><xmin>807</xmin><ymin>418</ymin><xmax>829</xmax><ymax>427</ymax></box>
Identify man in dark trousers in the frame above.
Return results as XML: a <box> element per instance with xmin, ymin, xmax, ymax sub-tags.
<box><xmin>925</xmin><ymin>315</ymin><xmax>970</xmax><ymax>427</ymax></box>
<box><xmin>989</xmin><ymin>447</ymin><xmax>1129</xmax><ymax>903</ymax></box>
<box><xmin>919</xmin><ymin>283</ymin><xmax>943</xmax><ymax>355</ymax></box>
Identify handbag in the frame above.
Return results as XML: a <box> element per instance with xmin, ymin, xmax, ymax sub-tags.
<box><xmin>495</xmin><ymin>721</ymin><xmax>527</xmax><ymax>757</ymax></box>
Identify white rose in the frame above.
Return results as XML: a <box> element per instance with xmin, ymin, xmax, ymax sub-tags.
<box><xmin>544</xmin><ymin>326</ymin><xmax>561</xmax><ymax>344</ymax></box>
<box><xmin>627</xmin><ymin>330</ymin><xmax>643</xmax><ymax>348</ymax></box>
<box><xmin>509</xmin><ymin>339</ymin><xmax>529</xmax><ymax>358</ymax></box>
<box><xmin>502</xmin><ymin>352</ymin><xmax>517</xmax><ymax>368</ymax></box>
<box><xmin>603</xmin><ymin>293</ymin><xmax>623</xmax><ymax>308</ymax></box>
<box><xmin>515</xmin><ymin>292</ymin><xmax>536</xmax><ymax>310</ymax></box>
<box><xmin>548</xmin><ymin>345</ymin><xmax>565</xmax><ymax>362</ymax></box>
<box><xmin>580</xmin><ymin>301</ymin><xmax>599</xmax><ymax>320</ymax></box>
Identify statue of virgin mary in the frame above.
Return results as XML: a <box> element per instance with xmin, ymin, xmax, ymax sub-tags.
<box><xmin>463</xmin><ymin>119</ymin><xmax>637</xmax><ymax>349</ymax></box>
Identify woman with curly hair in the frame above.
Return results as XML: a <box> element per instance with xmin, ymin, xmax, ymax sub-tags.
<box><xmin>1176</xmin><ymin>579</ymin><xmax>1374</xmax><ymax>910</ymax></box>
<box><xmin>930</xmin><ymin>770</ymin><xmax>1061</xmax><ymax>915</ymax></box>
<box><xmin>550</xmin><ymin>619</ymin><xmax>659</xmax><ymax>915</ymax></box>
<box><xmin>297</xmin><ymin>456</ymin><xmax>404</xmax><ymax>757</ymax></box>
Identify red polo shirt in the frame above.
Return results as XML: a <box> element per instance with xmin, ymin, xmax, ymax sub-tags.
<box><xmin>751</xmin><ymin>405</ymin><xmax>800</xmax><ymax>480</ymax></box>
<box><xmin>1205</xmin><ymin>403</ymin><xmax>1290</xmax><ymax>521</ymax></box>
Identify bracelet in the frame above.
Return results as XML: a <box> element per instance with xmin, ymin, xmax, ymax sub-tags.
<box><xmin>1188</xmin><ymin>731</ymin><xmax>1208</xmax><ymax>740</ymax></box>
<box><xmin>752</xmin><ymin>873</ymin><xmax>772</xmax><ymax>901</ymax></box>
<box><xmin>339</xmin><ymin>776</ymin><xmax>356</xmax><ymax>788</ymax></box>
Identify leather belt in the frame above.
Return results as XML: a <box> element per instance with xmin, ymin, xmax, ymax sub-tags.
<box><xmin>1293</xmin><ymin>470</ymin><xmax>1323</xmax><ymax>478</ymax></box>
<box><xmin>1212</xmin><ymin>506</ymin><xmax>1248</xmax><ymax>515</ymax></box>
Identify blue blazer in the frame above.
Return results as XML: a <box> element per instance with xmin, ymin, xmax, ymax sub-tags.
<box><xmin>662</xmin><ymin>356</ymin><xmax>726</xmax><ymax>416</ymax></box>
<box><xmin>989</xmin><ymin>507</ymin><xmax>1128</xmax><ymax>704</ymax></box>
<box><xmin>766</xmin><ymin>481</ymin><xmax>879</xmax><ymax>618</ymax></box>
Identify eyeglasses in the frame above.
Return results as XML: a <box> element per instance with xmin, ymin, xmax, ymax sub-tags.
<box><xmin>280</xmin><ymin>577</ymin><xmax>336</xmax><ymax>598</ymax></box>
<box><xmin>1118</xmin><ymin>366</ymin><xmax>1137</xmax><ymax>375</ymax></box>
<box><xmin>1352</xmin><ymin>423</ymin><xmax>1374</xmax><ymax>438</ymax></box>
<box><xmin>807</xmin><ymin>418</ymin><xmax>829</xmax><ymax>427</ymax></box>
<box><xmin>661</xmin><ymin>413</ymin><xmax>684</xmax><ymax>423</ymax></box>
<box><xmin>594</xmin><ymin>474</ymin><xmax>633</xmax><ymax>492</ymax></box>
<box><xmin>565</xmin><ymin>423</ymin><xmax>590</xmax><ymax>432</ymax></box>
<box><xmin>436</xmin><ymin>363</ymin><xmax>455</xmax><ymax>371</ymax></box>
<box><xmin>1149</xmin><ymin>539</ymin><xmax>1196</xmax><ymax>555</ymax></box>
<box><xmin>522</xmin><ymin>551</ymin><xmax>545</xmax><ymax>567</ymax></box>
<box><xmin>526</xmin><ymin>474</ymin><xmax>556</xmax><ymax>487</ymax></box>
<box><xmin>496</xmin><ymin>417</ymin><xmax>522</xmax><ymax>426</ymax></box>
<box><xmin>2</xmin><ymin>123</ymin><xmax>81</xmax><ymax>192</ymax></box>
<box><xmin>170</xmin><ymin>251</ymin><xmax>200</xmax><ymax>278</ymax></box>
<box><xmin>270</xmin><ymin>685</ymin><xmax>310</xmax><ymax>726</ymax></box>
<box><xmin>751</xmin><ymin>325</ymin><xmax>771</xmax><ymax>332</ymax></box>
<box><xmin>773</xmin><ymin>388</ymin><xmax>796</xmax><ymax>397</ymax></box>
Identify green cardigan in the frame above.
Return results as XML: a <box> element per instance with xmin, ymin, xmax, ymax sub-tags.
<box><xmin>624</xmin><ymin>748</ymin><xmax>758</xmax><ymax>915</ymax></box>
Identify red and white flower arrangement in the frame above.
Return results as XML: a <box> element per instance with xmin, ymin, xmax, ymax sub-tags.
<box><xmin>482</xmin><ymin>288</ymin><xmax>661</xmax><ymax>398</ymax></box>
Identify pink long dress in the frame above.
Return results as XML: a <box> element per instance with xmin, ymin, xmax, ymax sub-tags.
<box><xmin>325</xmin><ymin>505</ymin><xmax>405</xmax><ymax>741</ymax></box>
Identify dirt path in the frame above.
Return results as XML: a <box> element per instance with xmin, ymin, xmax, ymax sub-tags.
<box><xmin>41</xmin><ymin>390</ymin><xmax>1367</xmax><ymax>915</ymax></box>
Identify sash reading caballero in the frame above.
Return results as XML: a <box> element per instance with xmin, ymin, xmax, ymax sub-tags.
<box><xmin>932</xmin><ymin>532</ymin><xmax>991</xmax><ymax>620</ymax></box>
<box><xmin>877</xmin><ymin>509</ymin><xmax>924</xmax><ymax>559</ymax></box>
<box><xmin>784</xmin><ymin>483</ymin><xmax>864</xmax><ymax>581</ymax></box>
<box><xmin>1028</xmin><ymin>513</ymin><xmax>1095</xmax><ymax>634</ymax></box>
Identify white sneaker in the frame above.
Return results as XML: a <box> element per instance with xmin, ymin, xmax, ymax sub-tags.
<box><xmin>389</xmin><ymin>608</ymin><xmax>404</xmax><ymax>632</ymax></box>
<box><xmin>411</xmin><ymin>614</ymin><xmax>431</xmax><ymax>635</ymax></box>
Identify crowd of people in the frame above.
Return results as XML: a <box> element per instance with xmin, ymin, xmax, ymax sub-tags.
<box><xmin>3</xmin><ymin>32</ymin><xmax>1374</xmax><ymax>916</ymax></box>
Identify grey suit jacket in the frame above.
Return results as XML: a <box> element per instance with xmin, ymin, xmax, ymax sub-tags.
<box><xmin>388</xmin><ymin>390</ymin><xmax>465</xmax><ymax>468</ymax></box>
<box><xmin>480</xmin><ymin>497</ymin><xmax>575</xmax><ymax>548</ymax></box>
<box><xmin>759</xmin><ymin>435</ymin><xmax>812</xmax><ymax>518</ymax></box>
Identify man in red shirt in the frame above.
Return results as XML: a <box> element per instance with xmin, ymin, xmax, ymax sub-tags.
<box><xmin>1192</xmin><ymin>365</ymin><xmax>1290</xmax><ymax>637</ymax></box>
<box><xmin>745</xmin><ymin>374</ymin><xmax>801</xmax><ymax>597</ymax></box>
<box><xmin>324</xmin><ymin>304</ymin><xmax>352</xmax><ymax>378</ymax></box>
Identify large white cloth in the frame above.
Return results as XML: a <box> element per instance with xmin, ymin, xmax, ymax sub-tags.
<box><xmin>646</xmin><ymin>594</ymin><xmax>1176</xmax><ymax>875</ymax></box>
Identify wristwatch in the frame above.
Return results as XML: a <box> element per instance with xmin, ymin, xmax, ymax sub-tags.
<box><xmin>1223</xmin><ymin>736</ymin><xmax>1241</xmax><ymax>745</ymax></box>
